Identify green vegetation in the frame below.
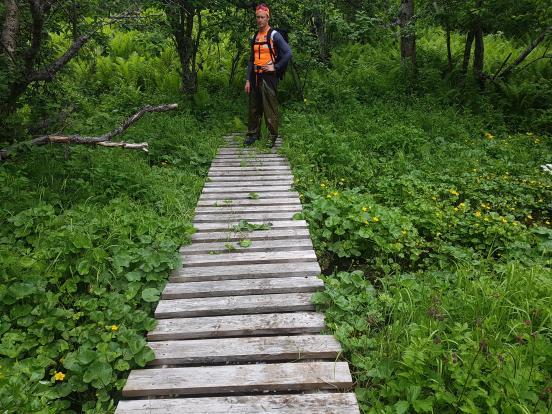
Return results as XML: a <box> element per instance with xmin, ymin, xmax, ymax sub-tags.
<box><xmin>1</xmin><ymin>1</ymin><xmax>551</xmax><ymax>413</ymax></box>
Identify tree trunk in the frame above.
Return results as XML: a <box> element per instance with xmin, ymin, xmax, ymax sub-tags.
<box><xmin>312</xmin><ymin>10</ymin><xmax>329</xmax><ymax>63</ymax></box>
<box><xmin>499</xmin><ymin>26</ymin><xmax>551</xmax><ymax>79</ymax></box>
<box><xmin>462</xmin><ymin>31</ymin><xmax>474</xmax><ymax>73</ymax></box>
<box><xmin>1</xmin><ymin>0</ymin><xmax>19</xmax><ymax>55</ymax></box>
<box><xmin>168</xmin><ymin>3</ymin><xmax>200</xmax><ymax>94</ymax></box>
<box><xmin>473</xmin><ymin>24</ymin><xmax>484</xmax><ymax>88</ymax></box>
<box><xmin>398</xmin><ymin>0</ymin><xmax>416</xmax><ymax>67</ymax></box>
<box><xmin>446</xmin><ymin>25</ymin><xmax>452</xmax><ymax>72</ymax></box>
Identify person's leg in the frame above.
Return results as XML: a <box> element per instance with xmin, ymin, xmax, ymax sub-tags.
<box><xmin>261</xmin><ymin>75</ymin><xmax>279</xmax><ymax>147</ymax></box>
<box><xmin>246</xmin><ymin>79</ymin><xmax>263</xmax><ymax>145</ymax></box>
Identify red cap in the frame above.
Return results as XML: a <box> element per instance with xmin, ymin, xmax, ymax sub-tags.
<box><xmin>256</xmin><ymin>3</ymin><xmax>270</xmax><ymax>16</ymax></box>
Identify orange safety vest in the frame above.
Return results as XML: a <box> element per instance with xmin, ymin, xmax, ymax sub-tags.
<box><xmin>253</xmin><ymin>29</ymin><xmax>276</xmax><ymax>72</ymax></box>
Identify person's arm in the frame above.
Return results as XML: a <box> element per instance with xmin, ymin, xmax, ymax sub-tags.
<box><xmin>273</xmin><ymin>32</ymin><xmax>292</xmax><ymax>71</ymax></box>
<box><xmin>245</xmin><ymin>37</ymin><xmax>254</xmax><ymax>93</ymax></box>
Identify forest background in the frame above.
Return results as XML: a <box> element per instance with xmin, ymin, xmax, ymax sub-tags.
<box><xmin>0</xmin><ymin>0</ymin><xmax>551</xmax><ymax>413</ymax></box>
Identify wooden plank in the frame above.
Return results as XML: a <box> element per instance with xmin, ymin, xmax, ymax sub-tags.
<box><xmin>197</xmin><ymin>198</ymin><xmax>300</xmax><ymax>207</ymax></box>
<box><xmin>180</xmin><ymin>238</ymin><xmax>313</xmax><ymax>254</ymax></box>
<box><xmin>205</xmin><ymin>179</ymin><xmax>292</xmax><ymax>187</ymax></box>
<box><xmin>191</xmin><ymin>228</ymin><xmax>310</xmax><ymax>243</ymax></box>
<box><xmin>182</xmin><ymin>250</ymin><xmax>317</xmax><ymax>268</ymax></box>
<box><xmin>207</xmin><ymin>174</ymin><xmax>293</xmax><ymax>182</ymax></box>
<box><xmin>193</xmin><ymin>220</ymin><xmax>307</xmax><ymax>232</ymax></box>
<box><xmin>116</xmin><ymin>393</ymin><xmax>360</xmax><ymax>414</ymax></box>
<box><xmin>211</xmin><ymin>161</ymin><xmax>289</xmax><ymax>167</ymax></box>
<box><xmin>121</xmin><ymin>361</ymin><xmax>353</xmax><ymax>397</ymax></box>
<box><xmin>148</xmin><ymin>312</ymin><xmax>325</xmax><ymax>341</ymax></box>
<box><xmin>162</xmin><ymin>276</ymin><xmax>322</xmax><ymax>298</ymax></box>
<box><xmin>171</xmin><ymin>261</ymin><xmax>320</xmax><ymax>282</ymax></box>
<box><xmin>202</xmin><ymin>185</ymin><xmax>292</xmax><ymax>193</ymax></box>
<box><xmin>148</xmin><ymin>335</ymin><xmax>341</xmax><ymax>365</ymax></box>
<box><xmin>199</xmin><ymin>191</ymin><xmax>298</xmax><ymax>200</ymax></box>
<box><xmin>193</xmin><ymin>212</ymin><xmax>297</xmax><ymax>223</ymax></box>
<box><xmin>195</xmin><ymin>205</ymin><xmax>301</xmax><ymax>214</ymax></box>
<box><xmin>154</xmin><ymin>292</ymin><xmax>316</xmax><ymax>318</ymax></box>
<box><xmin>209</xmin><ymin>170</ymin><xmax>292</xmax><ymax>177</ymax></box>
<box><xmin>209</xmin><ymin>166</ymin><xmax>292</xmax><ymax>172</ymax></box>
<box><xmin>215</xmin><ymin>154</ymin><xmax>282</xmax><ymax>159</ymax></box>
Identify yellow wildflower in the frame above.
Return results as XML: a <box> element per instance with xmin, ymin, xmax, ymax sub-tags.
<box><xmin>372</xmin><ymin>216</ymin><xmax>380</xmax><ymax>222</ymax></box>
<box><xmin>364</xmin><ymin>220</ymin><xmax>369</xmax><ymax>225</ymax></box>
<box><xmin>326</xmin><ymin>194</ymin><xmax>332</xmax><ymax>198</ymax></box>
<box><xmin>527</xmin><ymin>214</ymin><xmax>533</xmax><ymax>220</ymax></box>
<box><xmin>485</xmin><ymin>132</ymin><xmax>494</xmax><ymax>140</ymax></box>
<box><xmin>402</xmin><ymin>230</ymin><xmax>407</xmax><ymax>235</ymax></box>
<box><xmin>54</xmin><ymin>371</ymin><xmax>65</xmax><ymax>381</ymax></box>
<box><xmin>111</xmin><ymin>325</ymin><xmax>118</xmax><ymax>332</ymax></box>
<box><xmin>501</xmin><ymin>218</ymin><xmax>507</xmax><ymax>224</ymax></box>
<box><xmin>362</xmin><ymin>207</ymin><xmax>368</xmax><ymax>212</ymax></box>
<box><xmin>475</xmin><ymin>211</ymin><xmax>482</xmax><ymax>217</ymax></box>
<box><xmin>484</xmin><ymin>217</ymin><xmax>490</xmax><ymax>222</ymax></box>
<box><xmin>453</xmin><ymin>207</ymin><xmax>458</xmax><ymax>212</ymax></box>
<box><xmin>320</xmin><ymin>183</ymin><xmax>326</xmax><ymax>188</ymax></box>
<box><xmin>546</xmin><ymin>221</ymin><xmax>550</xmax><ymax>225</ymax></box>
<box><xmin>432</xmin><ymin>196</ymin><xmax>437</xmax><ymax>201</ymax></box>
<box><xmin>449</xmin><ymin>189</ymin><xmax>459</xmax><ymax>196</ymax></box>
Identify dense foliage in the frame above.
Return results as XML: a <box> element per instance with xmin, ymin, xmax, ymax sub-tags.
<box><xmin>1</xmin><ymin>1</ymin><xmax>551</xmax><ymax>413</ymax></box>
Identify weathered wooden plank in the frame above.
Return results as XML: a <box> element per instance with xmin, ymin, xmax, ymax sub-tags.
<box><xmin>207</xmin><ymin>174</ymin><xmax>293</xmax><ymax>182</ymax></box>
<box><xmin>162</xmin><ymin>276</ymin><xmax>322</xmax><ymax>298</ymax></box>
<box><xmin>209</xmin><ymin>166</ymin><xmax>292</xmax><ymax>172</ymax></box>
<box><xmin>215</xmin><ymin>154</ymin><xmax>282</xmax><ymax>159</ymax></box>
<box><xmin>194</xmin><ymin>220</ymin><xmax>306</xmax><ymax>232</ymax></box>
<box><xmin>211</xmin><ymin>161</ymin><xmax>289</xmax><ymax>168</ymax></box>
<box><xmin>209</xmin><ymin>170</ymin><xmax>292</xmax><ymax>177</ymax></box>
<box><xmin>155</xmin><ymin>292</ymin><xmax>315</xmax><ymax>318</ymax></box>
<box><xmin>205</xmin><ymin>179</ymin><xmax>292</xmax><ymax>187</ymax></box>
<box><xmin>122</xmin><ymin>361</ymin><xmax>353</xmax><ymax>397</ymax></box>
<box><xmin>194</xmin><ymin>212</ymin><xmax>297</xmax><ymax>223</ymax></box>
<box><xmin>148</xmin><ymin>335</ymin><xmax>341</xmax><ymax>365</ymax></box>
<box><xmin>116</xmin><ymin>393</ymin><xmax>360</xmax><ymax>414</ymax></box>
<box><xmin>202</xmin><ymin>185</ymin><xmax>292</xmax><ymax>193</ymax></box>
<box><xmin>182</xmin><ymin>250</ymin><xmax>317</xmax><ymax>268</ymax></box>
<box><xmin>191</xmin><ymin>228</ymin><xmax>310</xmax><ymax>243</ymax></box>
<box><xmin>180</xmin><ymin>238</ymin><xmax>312</xmax><ymax>254</ymax></box>
<box><xmin>171</xmin><ymin>261</ymin><xmax>320</xmax><ymax>282</ymax></box>
<box><xmin>195</xmin><ymin>204</ymin><xmax>301</xmax><ymax>214</ymax></box>
<box><xmin>197</xmin><ymin>197</ymin><xmax>300</xmax><ymax>207</ymax></box>
<box><xmin>199</xmin><ymin>191</ymin><xmax>298</xmax><ymax>200</ymax></box>
<box><xmin>148</xmin><ymin>312</ymin><xmax>325</xmax><ymax>341</ymax></box>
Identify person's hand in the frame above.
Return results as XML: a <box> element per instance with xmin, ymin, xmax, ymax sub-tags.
<box><xmin>245</xmin><ymin>80</ymin><xmax>251</xmax><ymax>94</ymax></box>
<box><xmin>262</xmin><ymin>64</ymin><xmax>275</xmax><ymax>72</ymax></box>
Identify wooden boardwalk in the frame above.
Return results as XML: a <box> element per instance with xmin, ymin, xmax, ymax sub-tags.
<box><xmin>116</xmin><ymin>135</ymin><xmax>360</xmax><ymax>413</ymax></box>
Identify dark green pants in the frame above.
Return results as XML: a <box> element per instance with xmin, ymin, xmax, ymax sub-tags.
<box><xmin>247</xmin><ymin>73</ymin><xmax>279</xmax><ymax>140</ymax></box>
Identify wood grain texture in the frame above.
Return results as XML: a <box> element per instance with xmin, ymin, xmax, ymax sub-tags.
<box><xmin>205</xmin><ymin>179</ymin><xmax>292</xmax><ymax>187</ymax></box>
<box><xmin>193</xmin><ymin>220</ymin><xmax>307</xmax><ymax>232</ymax></box>
<box><xmin>122</xmin><ymin>361</ymin><xmax>353</xmax><ymax>397</ymax></box>
<box><xmin>148</xmin><ymin>335</ymin><xmax>341</xmax><ymax>365</ymax></box>
<box><xmin>180</xmin><ymin>238</ymin><xmax>313</xmax><ymax>254</ymax></box>
<box><xmin>191</xmin><ymin>228</ymin><xmax>310</xmax><ymax>243</ymax></box>
<box><xmin>194</xmin><ymin>205</ymin><xmax>301</xmax><ymax>214</ymax></box>
<box><xmin>116</xmin><ymin>393</ymin><xmax>360</xmax><ymax>414</ymax></box>
<box><xmin>154</xmin><ymin>292</ymin><xmax>316</xmax><ymax>318</ymax></box>
<box><xmin>197</xmin><ymin>197</ymin><xmax>301</xmax><ymax>207</ymax></box>
<box><xmin>147</xmin><ymin>312</ymin><xmax>325</xmax><ymax>341</ymax></box>
<box><xmin>202</xmin><ymin>185</ymin><xmax>292</xmax><ymax>193</ymax></box>
<box><xmin>162</xmin><ymin>276</ymin><xmax>323</xmax><ymax>298</ymax></box>
<box><xmin>171</xmin><ymin>261</ymin><xmax>321</xmax><ymax>282</ymax></box>
<box><xmin>206</xmin><ymin>174</ymin><xmax>293</xmax><ymax>182</ymax></box>
<box><xmin>199</xmin><ymin>191</ymin><xmax>298</xmax><ymax>200</ymax></box>
<box><xmin>193</xmin><ymin>212</ymin><xmax>297</xmax><ymax>223</ymax></box>
<box><xmin>181</xmin><ymin>250</ymin><xmax>317</xmax><ymax>267</ymax></box>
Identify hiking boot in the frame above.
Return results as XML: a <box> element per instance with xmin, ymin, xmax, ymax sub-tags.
<box><xmin>244</xmin><ymin>135</ymin><xmax>258</xmax><ymax>146</ymax></box>
<box><xmin>269</xmin><ymin>135</ymin><xmax>278</xmax><ymax>148</ymax></box>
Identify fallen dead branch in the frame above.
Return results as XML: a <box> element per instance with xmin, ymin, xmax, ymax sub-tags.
<box><xmin>0</xmin><ymin>103</ymin><xmax>177</xmax><ymax>160</ymax></box>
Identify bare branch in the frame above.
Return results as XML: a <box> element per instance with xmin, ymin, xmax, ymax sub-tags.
<box><xmin>0</xmin><ymin>104</ymin><xmax>178</xmax><ymax>161</ymax></box>
<box><xmin>498</xmin><ymin>27</ymin><xmax>551</xmax><ymax>79</ymax></box>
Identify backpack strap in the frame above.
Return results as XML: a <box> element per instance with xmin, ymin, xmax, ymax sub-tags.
<box><xmin>266</xmin><ymin>28</ymin><xmax>277</xmax><ymax>64</ymax></box>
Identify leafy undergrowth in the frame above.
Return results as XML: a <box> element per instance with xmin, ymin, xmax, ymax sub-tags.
<box><xmin>282</xmin><ymin>94</ymin><xmax>552</xmax><ymax>412</ymax></box>
<box><xmin>0</xmin><ymin>109</ymin><xmax>224</xmax><ymax>412</ymax></box>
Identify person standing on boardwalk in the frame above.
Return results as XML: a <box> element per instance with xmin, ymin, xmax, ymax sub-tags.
<box><xmin>244</xmin><ymin>3</ymin><xmax>292</xmax><ymax>147</ymax></box>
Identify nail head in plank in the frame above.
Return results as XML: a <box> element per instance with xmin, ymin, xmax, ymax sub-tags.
<box><xmin>121</xmin><ymin>361</ymin><xmax>353</xmax><ymax>397</ymax></box>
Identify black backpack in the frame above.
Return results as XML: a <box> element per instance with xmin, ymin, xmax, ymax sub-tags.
<box><xmin>251</xmin><ymin>27</ymin><xmax>290</xmax><ymax>80</ymax></box>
